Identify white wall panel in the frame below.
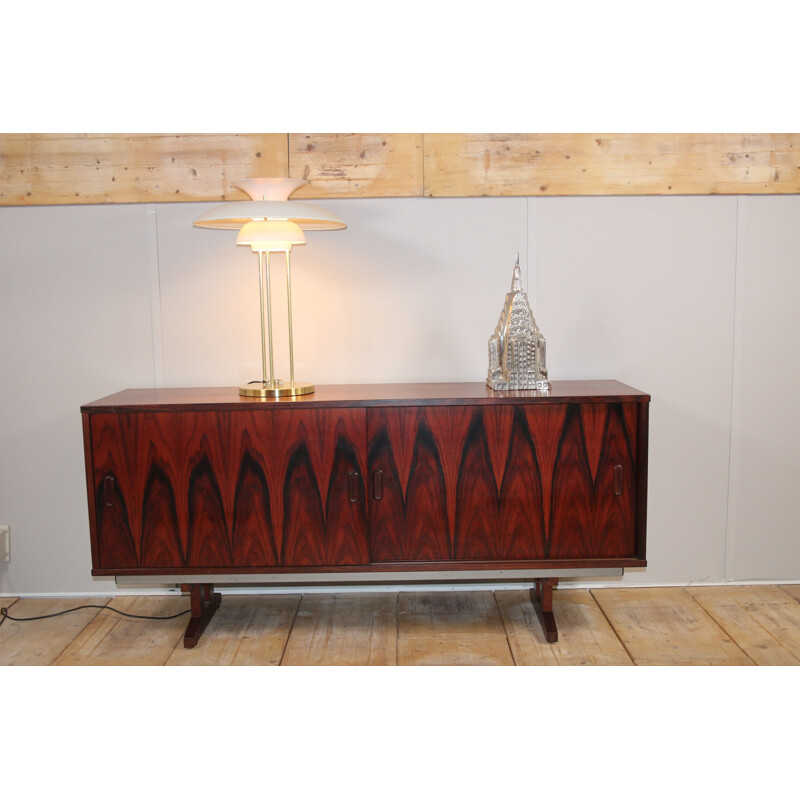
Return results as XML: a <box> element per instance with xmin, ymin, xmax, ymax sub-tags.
<box><xmin>534</xmin><ymin>196</ymin><xmax>738</xmax><ymax>584</ymax></box>
<box><xmin>0</xmin><ymin>205</ymin><xmax>156</xmax><ymax>594</ymax></box>
<box><xmin>726</xmin><ymin>196</ymin><xmax>800</xmax><ymax>581</ymax></box>
<box><xmin>156</xmin><ymin>198</ymin><xmax>527</xmax><ymax>387</ymax></box>
<box><xmin>1</xmin><ymin>194</ymin><xmax>798</xmax><ymax>595</ymax></box>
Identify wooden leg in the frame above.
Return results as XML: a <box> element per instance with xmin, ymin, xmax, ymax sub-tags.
<box><xmin>530</xmin><ymin>578</ymin><xmax>559</xmax><ymax>643</ymax></box>
<box><xmin>180</xmin><ymin>583</ymin><xmax>221</xmax><ymax>648</ymax></box>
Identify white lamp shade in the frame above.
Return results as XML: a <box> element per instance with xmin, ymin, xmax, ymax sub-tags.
<box><xmin>193</xmin><ymin>177</ymin><xmax>346</xmax><ymax>231</ymax></box>
<box><xmin>237</xmin><ymin>219</ymin><xmax>306</xmax><ymax>252</ymax></box>
<box><xmin>236</xmin><ymin>178</ymin><xmax>307</xmax><ymax>201</ymax></box>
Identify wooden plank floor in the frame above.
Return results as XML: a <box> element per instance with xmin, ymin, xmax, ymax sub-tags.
<box><xmin>398</xmin><ymin>591</ymin><xmax>514</xmax><ymax>665</ymax></box>
<box><xmin>497</xmin><ymin>588</ymin><xmax>633</xmax><ymax>665</ymax></box>
<box><xmin>687</xmin><ymin>585</ymin><xmax>800</xmax><ymax>665</ymax></box>
<box><xmin>1</xmin><ymin>585</ymin><xmax>799</xmax><ymax>666</ymax></box>
<box><xmin>282</xmin><ymin>593</ymin><xmax>397</xmax><ymax>666</ymax></box>
<box><xmin>591</xmin><ymin>588</ymin><xmax>754</xmax><ymax>665</ymax></box>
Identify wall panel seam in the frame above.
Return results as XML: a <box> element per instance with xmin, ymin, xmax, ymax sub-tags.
<box><xmin>723</xmin><ymin>195</ymin><xmax>746</xmax><ymax>581</ymax></box>
<box><xmin>146</xmin><ymin>204</ymin><xmax>166</xmax><ymax>388</ymax></box>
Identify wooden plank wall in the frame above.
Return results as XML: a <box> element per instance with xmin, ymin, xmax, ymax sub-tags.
<box><xmin>1</xmin><ymin>133</ymin><xmax>798</xmax><ymax>205</ymax></box>
<box><xmin>0</xmin><ymin>133</ymin><xmax>288</xmax><ymax>205</ymax></box>
<box><xmin>423</xmin><ymin>133</ymin><xmax>800</xmax><ymax>196</ymax></box>
<box><xmin>289</xmin><ymin>133</ymin><xmax>423</xmax><ymax>198</ymax></box>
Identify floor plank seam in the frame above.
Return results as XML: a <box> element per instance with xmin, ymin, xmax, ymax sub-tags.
<box><xmin>589</xmin><ymin>589</ymin><xmax>638</xmax><ymax>666</ymax></box>
<box><xmin>492</xmin><ymin>590</ymin><xmax>517</xmax><ymax>666</ymax></box>
<box><xmin>678</xmin><ymin>588</ymin><xmax>755</xmax><ymax>665</ymax></box>
<box><xmin>0</xmin><ymin>597</ymin><xmax>20</xmax><ymax>633</ymax></box>
<box><xmin>688</xmin><ymin>607</ymin><xmax>753</xmax><ymax>665</ymax></box>
<box><xmin>395</xmin><ymin>593</ymin><xmax>400</xmax><ymax>667</ymax></box>
<box><xmin>50</xmin><ymin>598</ymin><xmax>112</xmax><ymax>666</ymax></box>
<box><xmin>278</xmin><ymin>595</ymin><xmax>303</xmax><ymax>666</ymax></box>
<box><xmin>690</xmin><ymin>589</ymin><xmax>796</xmax><ymax>665</ymax></box>
<box><xmin>778</xmin><ymin>586</ymin><xmax>800</xmax><ymax>605</ymax></box>
<box><xmin>164</xmin><ymin>595</ymin><xmax>195</xmax><ymax>665</ymax></box>
<box><xmin>7</xmin><ymin>587</ymin><xmax>799</xmax><ymax>667</ymax></box>
<box><xmin>728</xmin><ymin>612</ymin><xmax>786</xmax><ymax>663</ymax></box>
<box><xmin>165</xmin><ymin>596</ymin><xmax>191</xmax><ymax>665</ymax></box>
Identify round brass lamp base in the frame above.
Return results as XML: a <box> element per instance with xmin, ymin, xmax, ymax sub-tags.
<box><xmin>239</xmin><ymin>380</ymin><xmax>315</xmax><ymax>398</ymax></box>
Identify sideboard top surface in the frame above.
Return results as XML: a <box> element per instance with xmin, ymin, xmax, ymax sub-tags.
<box><xmin>82</xmin><ymin>380</ymin><xmax>650</xmax><ymax>413</ymax></box>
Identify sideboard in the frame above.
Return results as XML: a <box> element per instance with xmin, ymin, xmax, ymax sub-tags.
<box><xmin>81</xmin><ymin>380</ymin><xmax>649</xmax><ymax>647</ymax></box>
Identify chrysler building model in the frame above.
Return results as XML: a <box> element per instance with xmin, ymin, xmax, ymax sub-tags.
<box><xmin>487</xmin><ymin>254</ymin><xmax>549</xmax><ymax>391</ymax></box>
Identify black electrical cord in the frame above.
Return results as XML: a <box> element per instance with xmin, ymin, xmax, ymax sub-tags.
<box><xmin>0</xmin><ymin>603</ymin><xmax>190</xmax><ymax>629</ymax></box>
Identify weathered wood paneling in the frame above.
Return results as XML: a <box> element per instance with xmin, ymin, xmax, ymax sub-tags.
<box><xmin>495</xmin><ymin>588</ymin><xmax>633</xmax><ymax>666</ymax></box>
<box><xmin>3</xmin><ymin>587</ymin><xmax>800</xmax><ymax>665</ymax></box>
<box><xmin>166</xmin><ymin>595</ymin><xmax>301</xmax><ymax>666</ymax></box>
<box><xmin>289</xmin><ymin>133</ymin><xmax>423</xmax><ymax>197</ymax></box>
<box><xmin>0</xmin><ymin>597</ymin><xmax>108</xmax><ymax>666</ymax></box>
<box><xmin>2</xmin><ymin>133</ymin><xmax>798</xmax><ymax>205</ymax></box>
<box><xmin>54</xmin><ymin>595</ymin><xmax>187</xmax><ymax>665</ymax></box>
<box><xmin>397</xmin><ymin>591</ymin><xmax>515</xmax><ymax>666</ymax></box>
<box><xmin>688</xmin><ymin>585</ymin><xmax>800</xmax><ymax>665</ymax></box>
<box><xmin>423</xmin><ymin>133</ymin><xmax>800</xmax><ymax>196</ymax></box>
<box><xmin>0</xmin><ymin>133</ymin><xmax>288</xmax><ymax>205</ymax></box>
<box><xmin>592</xmin><ymin>587</ymin><xmax>754</xmax><ymax>666</ymax></box>
<box><xmin>281</xmin><ymin>593</ymin><xmax>398</xmax><ymax>666</ymax></box>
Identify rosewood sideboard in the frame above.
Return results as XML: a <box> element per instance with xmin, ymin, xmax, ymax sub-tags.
<box><xmin>81</xmin><ymin>381</ymin><xmax>649</xmax><ymax>647</ymax></box>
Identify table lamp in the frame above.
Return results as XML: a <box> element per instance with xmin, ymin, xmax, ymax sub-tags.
<box><xmin>193</xmin><ymin>178</ymin><xmax>346</xmax><ymax>397</ymax></box>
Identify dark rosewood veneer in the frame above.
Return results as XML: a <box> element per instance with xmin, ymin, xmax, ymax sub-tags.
<box><xmin>81</xmin><ymin>381</ymin><xmax>649</xmax><ymax>646</ymax></box>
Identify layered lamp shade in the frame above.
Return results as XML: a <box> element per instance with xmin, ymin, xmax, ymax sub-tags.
<box><xmin>193</xmin><ymin>178</ymin><xmax>346</xmax><ymax>397</ymax></box>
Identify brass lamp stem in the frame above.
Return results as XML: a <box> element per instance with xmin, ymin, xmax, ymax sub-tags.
<box><xmin>257</xmin><ymin>251</ymin><xmax>267</xmax><ymax>384</ymax></box>
<box><xmin>285</xmin><ymin>249</ymin><xmax>295</xmax><ymax>387</ymax></box>
<box><xmin>258</xmin><ymin>250</ymin><xmax>275</xmax><ymax>385</ymax></box>
<box><xmin>239</xmin><ymin>243</ymin><xmax>312</xmax><ymax>398</ymax></box>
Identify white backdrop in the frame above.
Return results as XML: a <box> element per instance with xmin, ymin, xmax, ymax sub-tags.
<box><xmin>1</xmin><ymin>195</ymin><xmax>798</xmax><ymax>594</ymax></box>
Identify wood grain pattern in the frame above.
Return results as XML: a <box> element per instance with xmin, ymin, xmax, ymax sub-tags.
<box><xmin>7</xmin><ymin>587</ymin><xmax>800</xmax><ymax>665</ymax></box>
<box><xmin>592</xmin><ymin>588</ymin><xmax>754</xmax><ymax>665</ymax></box>
<box><xmin>166</xmin><ymin>595</ymin><xmax>301</xmax><ymax>665</ymax></box>
<box><xmin>0</xmin><ymin>597</ymin><xmax>108</xmax><ymax>665</ymax></box>
<box><xmin>54</xmin><ymin>596</ymin><xmax>188</xmax><ymax>665</ymax></box>
<box><xmin>635</xmin><ymin>402</ymin><xmax>650</xmax><ymax>560</ymax></box>
<box><xmin>397</xmin><ymin>591</ymin><xmax>514</xmax><ymax>665</ymax></box>
<box><xmin>368</xmin><ymin>403</ymin><xmax>637</xmax><ymax>563</ymax></box>
<box><xmin>84</xmin><ymin>382</ymin><xmax>648</xmax><ymax>578</ymax></box>
<box><xmin>90</xmin><ymin>408</ymin><xmax>369</xmax><ymax>571</ymax></box>
<box><xmin>281</xmin><ymin>593</ymin><xmax>397</xmax><ymax>666</ymax></box>
<box><xmin>548</xmin><ymin>403</ymin><xmax>638</xmax><ymax>558</ymax></box>
<box><xmin>780</xmin><ymin>584</ymin><xmax>800</xmax><ymax>603</ymax></box>
<box><xmin>289</xmin><ymin>133</ymin><xmax>423</xmax><ymax>197</ymax></box>
<box><xmin>423</xmin><ymin>133</ymin><xmax>800</xmax><ymax>196</ymax></box>
<box><xmin>0</xmin><ymin>133</ymin><xmax>288</xmax><ymax>205</ymax></box>
<box><xmin>5</xmin><ymin>134</ymin><xmax>798</xmax><ymax>205</ymax></box>
<box><xmin>688</xmin><ymin>586</ymin><xmax>800</xmax><ymax>665</ymax></box>
<box><xmin>495</xmin><ymin>589</ymin><xmax>633</xmax><ymax>665</ymax></box>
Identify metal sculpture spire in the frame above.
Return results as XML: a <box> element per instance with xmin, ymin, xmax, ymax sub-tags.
<box><xmin>486</xmin><ymin>254</ymin><xmax>549</xmax><ymax>391</ymax></box>
<box><xmin>511</xmin><ymin>252</ymin><xmax>523</xmax><ymax>292</ymax></box>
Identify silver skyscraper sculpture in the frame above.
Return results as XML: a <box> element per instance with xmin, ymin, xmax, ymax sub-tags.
<box><xmin>487</xmin><ymin>254</ymin><xmax>549</xmax><ymax>391</ymax></box>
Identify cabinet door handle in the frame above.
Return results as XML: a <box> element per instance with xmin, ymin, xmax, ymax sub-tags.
<box><xmin>103</xmin><ymin>474</ymin><xmax>116</xmax><ymax>507</ymax></box>
<box><xmin>613</xmin><ymin>464</ymin><xmax>624</xmax><ymax>496</ymax></box>
<box><xmin>348</xmin><ymin>471</ymin><xmax>359</xmax><ymax>503</ymax></box>
<box><xmin>372</xmin><ymin>469</ymin><xmax>383</xmax><ymax>500</ymax></box>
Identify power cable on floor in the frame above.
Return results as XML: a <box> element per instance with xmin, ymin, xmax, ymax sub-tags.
<box><xmin>0</xmin><ymin>603</ymin><xmax>190</xmax><ymax>630</ymax></box>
